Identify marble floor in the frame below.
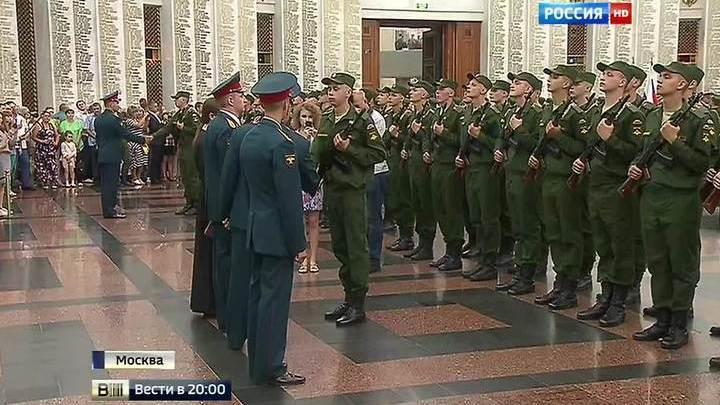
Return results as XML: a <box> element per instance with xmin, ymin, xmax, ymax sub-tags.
<box><xmin>1</xmin><ymin>185</ymin><xmax>720</xmax><ymax>404</ymax></box>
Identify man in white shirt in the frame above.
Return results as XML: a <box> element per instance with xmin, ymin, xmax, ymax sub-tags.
<box><xmin>352</xmin><ymin>88</ymin><xmax>389</xmax><ymax>273</ymax></box>
<box><xmin>8</xmin><ymin>102</ymin><xmax>33</xmax><ymax>190</ymax></box>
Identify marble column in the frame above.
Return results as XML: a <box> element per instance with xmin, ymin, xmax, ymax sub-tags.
<box><xmin>705</xmin><ymin>0</ymin><xmax>720</xmax><ymax>90</ymax></box>
<box><xmin>48</xmin><ymin>0</ymin><xmax>78</xmax><ymax>106</ymax></box>
<box><xmin>215</xmin><ymin>0</ymin><xmax>239</xmax><ymax>81</ymax></box>
<box><xmin>0</xmin><ymin>0</ymin><xmax>22</xmax><ymax>102</ymax></box>
<box><xmin>322</xmin><ymin>0</ymin><xmax>344</xmax><ymax>77</ymax></box>
<box><xmin>194</xmin><ymin>0</ymin><xmax>215</xmax><ymax>97</ymax></box>
<box><xmin>302</xmin><ymin>0</ymin><xmax>322</xmax><ymax>90</ymax></box>
<box><xmin>73</xmin><ymin>0</ymin><xmax>99</xmax><ymax>103</ymax></box>
<box><xmin>343</xmin><ymin>0</ymin><xmax>362</xmax><ymax>83</ymax></box>
<box><xmin>486</xmin><ymin>0</ymin><xmax>509</xmax><ymax>79</ymax></box>
<box><xmin>124</xmin><ymin>0</ymin><xmax>146</xmax><ymax>105</ymax></box>
<box><xmin>173</xmin><ymin>0</ymin><xmax>196</xmax><ymax>97</ymax></box>
<box><xmin>238</xmin><ymin>0</ymin><xmax>258</xmax><ymax>85</ymax></box>
<box><xmin>97</xmin><ymin>0</ymin><xmax>127</xmax><ymax>99</ymax></box>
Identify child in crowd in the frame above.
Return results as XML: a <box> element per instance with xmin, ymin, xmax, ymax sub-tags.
<box><xmin>60</xmin><ymin>131</ymin><xmax>77</xmax><ymax>187</ymax></box>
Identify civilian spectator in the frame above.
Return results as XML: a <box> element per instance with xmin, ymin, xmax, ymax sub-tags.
<box><xmin>59</xmin><ymin>109</ymin><xmax>85</xmax><ymax>183</ymax></box>
<box><xmin>60</xmin><ymin>131</ymin><xmax>77</xmax><ymax>187</ymax></box>
<box><xmin>146</xmin><ymin>101</ymin><xmax>165</xmax><ymax>184</ymax></box>
<box><xmin>52</xmin><ymin>103</ymin><xmax>69</xmax><ymax>124</ymax></box>
<box><xmin>75</xmin><ymin>100</ymin><xmax>88</xmax><ymax>122</ymax></box>
<box><xmin>125</xmin><ymin>106</ymin><xmax>149</xmax><ymax>185</ymax></box>
<box><xmin>0</xmin><ymin>110</ymin><xmax>17</xmax><ymax>215</ymax></box>
<box><xmin>14</xmin><ymin>106</ymin><xmax>33</xmax><ymax>190</ymax></box>
<box><xmin>139</xmin><ymin>98</ymin><xmax>148</xmax><ymax>112</ymax></box>
<box><xmin>83</xmin><ymin>103</ymin><xmax>101</xmax><ymax>183</ymax></box>
<box><xmin>31</xmin><ymin>110</ymin><xmax>60</xmax><ymax>189</ymax></box>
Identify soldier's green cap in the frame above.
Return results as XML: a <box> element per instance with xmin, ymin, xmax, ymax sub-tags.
<box><xmin>686</xmin><ymin>64</ymin><xmax>705</xmax><ymax>85</ymax></box>
<box><xmin>574</xmin><ymin>71</ymin><xmax>597</xmax><ymax>85</ymax></box>
<box><xmin>390</xmin><ymin>84</ymin><xmax>410</xmax><ymax>96</ymax></box>
<box><xmin>321</xmin><ymin>72</ymin><xmax>356</xmax><ymax>88</ymax></box>
<box><xmin>597</xmin><ymin>61</ymin><xmax>634</xmax><ymax>80</ymax></box>
<box><xmin>379</xmin><ymin>86</ymin><xmax>393</xmax><ymax>94</ymax></box>
<box><xmin>409</xmin><ymin>77</ymin><xmax>435</xmax><ymax>95</ymax></box>
<box><xmin>491</xmin><ymin>80</ymin><xmax>511</xmax><ymax>92</ymax></box>
<box><xmin>251</xmin><ymin>71</ymin><xmax>298</xmax><ymax>103</ymax></box>
<box><xmin>171</xmin><ymin>91</ymin><xmax>191</xmax><ymax>100</ymax></box>
<box><xmin>209</xmin><ymin>72</ymin><xmax>243</xmax><ymax>98</ymax></box>
<box><xmin>100</xmin><ymin>90</ymin><xmax>120</xmax><ymax>102</ymax></box>
<box><xmin>361</xmin><ymin>88</ymin><xmax>378</xmax><ymax>102</ymax></box>
<box><xmin>627</xmin><ymin>65</ymin><xmax>646</xmax><ymax>83</ymax></box>
<box><xmin>507</xmin><ymin>72</ymin><xmax>542</xmax><ymax>91</ymax></box>
<box><xmin>653</xmin><ymin>62</ymin><xmax>697</xmax><ymax>83</ymax></box>
<box><xmin>543</xmin><ymin>65</ymin><xmax>579</xmax><ymax>81</ymax></box>
<box><xmin>467</xmin><ymin>73</ymin><xmax>493</xmax><ymax>90</ymax></box>
<box><xmin>435</xmin><ymin>78</ymin><xmax>458</xmax><ymax>91</ymax></box>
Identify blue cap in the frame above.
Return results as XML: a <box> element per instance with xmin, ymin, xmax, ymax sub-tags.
<box><xmin>251</xmin><ymin>72</ymin><xmax>299</xmax><ymax>103</ymax></box>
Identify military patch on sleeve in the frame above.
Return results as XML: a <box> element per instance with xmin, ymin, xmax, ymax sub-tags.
<box><xmin>285</xmin><ymin>153</ymin><xmax>297</xmax><ymax>167</ymax></box>
<box><xmin>632</xmin><ymin>119</ymin><xmax>643</xmax><ymax>137</ymax></box>
<box><xmin>579</xmin><ymin>119</ymin><xmax>588</xmax><ymax>136</ymax></box>
<box><xmin>367</xmin><ymin>123</ymin><xmax>381</xmax><ymax>142</ymax></box>
<box><xmin>703</xmin><ymin>119</ymin><xmax>715</xmax><ymax>143</ymax></box>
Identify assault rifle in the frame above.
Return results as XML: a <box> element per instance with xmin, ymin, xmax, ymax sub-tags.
<box><xmin>454</xmin><ymin>104</ymin><xmax>490</xmax><ymax>178</ymax></box>
<box><xmin>492</xmin><ymin>94</ymin><xmax>530</xmax><ymax>175</ymax></box>
<box><xmin>317</xmin><ymin>120</ymin><xmax>355</xmax><ymax>179</ymax></box>
<box><xmin>523</xmin><ymin>98</ymin><xmax>573</xmax><ymax>184</ymax></box>
<box><xmin>618</xmin><ymin>93</ymin><xmax>702</xmax><ymax>197</ymax></box>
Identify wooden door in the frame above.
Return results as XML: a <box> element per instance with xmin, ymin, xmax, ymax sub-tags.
<box><xmin>422</xmin><ymin>28</ymin><xmax>442</xmax><ymax>82</ymax></box>
<box><xmin>442</xmin><ymin>22</ymin><xmax>482</xmax><ymax>85</ymax></box>
<box><xmin>362</xmin><ymin>20</ymin><xmax>380</xmax><ymax>90</ymax></box>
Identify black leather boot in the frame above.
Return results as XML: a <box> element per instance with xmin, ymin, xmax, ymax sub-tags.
<box><xmin>389</xmin><ymin>238</ymin><xmax>415</xmax><ymax>252</ymax></box>
<box><xmin>625</xmin><ymin>283</ymin><xmax>641</xmax><ymax>305</ymax></box>
<box><xmin>469</xmin><ymin>265</ymin><xmax>497</xmax><ymax>281</ymax></box>
<box><xmin>710</xmin><ymin>326</ymin><xmax>720</xmax><ymax>337</ymax></box>
<box><xmin>660</xmin><ymin>310</ymin><xmax>689</xmax><ymax>349</ymax></box>
<box><xmin>324</xmin><ymin>299</ymin><xmax>350</xmax><ymax>321</ymax></box>
<box><xmin>336</xmin><ymin>295</ymin><xmax>366</xmax><ymax>327</ymax></box>
<box><xmin>410</xmin><ymin>241</ymin><xmax>434</xmax><ymax>261</ymax></box>
<box><xmin>438</xmin><ymin>254</ymin><xmax>462</xmax><ymax>272</ymax></box>
<box><xmin>462</xmin><ymin>262</ymin><xmax>482</xmax><ymax>278</ymax></box>
<box><xmin>576</xmin><ymin>274</ymin><xmax>593</xmax><ymax>291</ymax></box>
<box><xmin>633</xmin><ymin>307</ymin><xmax>670</xmax><ymax>341</ymax></box>
<box><xmin>642</xmin><ymin>305</ymin><xmax>659</xmax><ymax>318</ymax></box>
<box><xmin>534</xmin><ymin>276</ymin><xmax>562</xmax><ymax>305</ymax></box>
<box><xmin>599</xmin><ymin>284</ymin><xmax>628</xmax><ymax>327</ymax></box>
<box><xmin>577</xmin><ymin>282</ymin><xmax>612</xmax><ymax>321</ymax></box>
<box><xmin>495</xmin><ymin>272</ymin><xmax>519</xmax><ymax>291</ymax></box>
<box><xmin>403</xmin><ymin>244</ymin><xmax>422</xmax><ymax>258</ymax></box>
<box><xmin>549</xmin><ymin>278</ymin><xmax>578</xmax><ymax>310</ymax></box>
<box><xmin>385</xmin><ymin>238</ymin><xmax>401</xmax><ymax>250</ymax></box>
<box><xmin>710</xmin><ymin>357</ymin><xmax>720</xmax><ymax>368</ymax></box>
<box><xmin>430</xmin><ymin>255</ymin><xmax>449</xmax><ymax>268</ymax></box>
<box><xmin>507</xmin><ymin>266</ymin><xmax>536</xmax><ymax>295</ymax></box>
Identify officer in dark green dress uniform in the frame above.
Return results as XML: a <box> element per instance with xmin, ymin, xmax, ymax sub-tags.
<box><xmin>241</xmin><ymin>72</ymin><xmax>310</xmax><ymax>386</ymax></box>
<box><xmin>215</xmin><ymin>72</ymin><xmax>254</xmax><ymax>350</ymax></box>
<box><xmin>427</xmin><ymin>78</ymin><xmax>464</xmax><ymax>271</ymax></box>
<box><xmin>385</xmin><ymin>85</ymin><xmax>415</xmax><ymax>252</ymax></box>
<box><xmin>203</xmin><ymin>73</ymin><xmax>246</xmax><ymax>333</ymax></box>
<box><xmin>168</xmin><ymin>91</ymin><xmax>201</xmax><ymax>215</ymax></box>
<box><xmin>95</xmin><ymin>91</ymin><xmax>149</xmax><ymax>218</ymax></box>
<box><xmin>313</xmin><ymin>72</ymin><xmax>386</xmax><ymax>327</ymax></box>
<box><xmin>631</xmin><ymin>62</ymin><xmax>712</xmax><ymax>349</ymax></box>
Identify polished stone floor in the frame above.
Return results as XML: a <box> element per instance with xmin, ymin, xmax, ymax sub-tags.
<box><xmin>1</xmin><ymin>185</ymin><xmax>720</xmax><ymax>404</ymax></box>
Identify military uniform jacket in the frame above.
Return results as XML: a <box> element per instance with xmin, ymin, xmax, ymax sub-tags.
<box><xmin>95</xmin><ymin>109</ymin><xmax>145</xmax><ymax>164</ymax></box>
<box><xmin>284</xmin><ymin>125</ymin><xmax>320</xmax><ymax>197</ymax></box>
<box><xmin>403</xmin><ymin>103</ymin><xmax>437</xmax><ymax>159</ymax></box>
<box><xmin>587</xmin><ymin>100</ymin><xmax>644</xmax><ymax>186</ymax></box>
<box><xmin>431</xmin><ymin>102</ymin><xmax>463</xmax><ymax>164</ymax></box>
<box><xmin>204</xmin><ymin>110</ymin><xmax>241</xmax><ymax>222</ymax></box>
<box><xmin>219</xmin><ymin>124</ymin><xmax>254</xmax><ymax>231</ymax></box>
<box><xmin>461</xmin><ymin>102</ymin><xmax>502</xmax><ymax>166</ymax></box>
<box><xmin>168</xmin><ymin>107</ymin><xmax>200</xmax><ymax>146</ymax></box>
<box><xmin>641</xmin><ymin>104</ymin><xmax>713</xmax><ymax>190</ymax></box>
<box><xmin>539</xmin><ymin>100</ymin><xmax>586</xmax><ymax>176</ymax></box>
<box><xmin>499</xmin><ymin>102</ymin><xmax>542</xmax><ymax>174</ymax></box>
<box><xmin>239</xmin><ymin>117</ymin><xmax>305</xmax><ymax>258</ymax></box>
<box><xmin>385</xmin><ymin>106</ymin><xmax>413</xmax><ymax>159</ymax></box>
<box><xmin>312</xmin><ymin>106</ymin><xmax>386</xmax><ymax>191</ymax></box>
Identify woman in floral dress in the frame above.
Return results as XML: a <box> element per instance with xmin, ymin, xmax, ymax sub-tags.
<box><xmin>31</xmin><ymin>110</ymin><xmax>60</xmax><ymax>189</ymax></box>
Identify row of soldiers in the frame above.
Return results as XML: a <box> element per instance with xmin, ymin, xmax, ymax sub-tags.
<box><xmin>371</xmin><ymin>61</ymin><xmax>718</xmax><ymax>351</ymax></box>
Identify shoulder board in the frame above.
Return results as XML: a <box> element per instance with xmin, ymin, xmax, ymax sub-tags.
<box><xmin>201</xmin><ymin>124</ymin><xmax>208</xmax><ymax>131</ymax></box>
<box><xmin>626</xmin><ymin>103</ymin><xmax>640</xmax><ymax>113</ymax></box>
<box><xmin>641</xmin><ymin>101</ymin><xmax>655</xmax><ymax>110</ymax></box>
<box><xmin>490</xmin><ymin>105</ymin><xmax>501</xmax><ymax>114</ymax></box>
<box><xmin>225</xmin><ymin>117</ymin><xmax>237</xmax><ymax>129</ymax></box>
<box><xmin>571</xmin><ymin>104</ymin><xmax>584</xmax><ymax>114</ymax></box>
<box><xmin>360</xmin><ymin>110</ymin><xmax>371</xmax><ymax>121</ymax></box>
<box><xmin>531</xmin><ymin>104</ymin><xmax>542</xmax><ymax>113</ymax></box>
<box><xmin>322</xmin><ymin>107</ymin><xmax>334</xmax><ymax>115</ymax></box>
<box><xmin>692</xmin><ymin>104</ymin><xmax>710</xmax><ymax>119</ymax></box>
<box><xmin>453</xmin><ymin>105</ymin><xmax>464</xmax><ymax>114</ymax></box>
<box><xmin>276</xmin><ymin>125</ymin><xmax>293</xmax><ymax>143</ymax></box>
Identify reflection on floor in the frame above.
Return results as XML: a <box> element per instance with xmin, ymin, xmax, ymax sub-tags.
<box><xmin>1</xmin><ymin>185</ymin><xmax>720</xmax><ymax>404</ymax></box>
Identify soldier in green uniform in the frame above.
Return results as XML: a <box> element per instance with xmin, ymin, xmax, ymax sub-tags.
<box><xmin>314</xmin><ymin>72</ymin><xmax>386</xmax><ymax>327</ymax></box>
<box><xmin>401</xmin><ymin>79</ymin><xmax>438</xmax><ymax>261</ymax></box>
<box><xmin>630</xmin><ymin>62</ymin><xmax>711</xmax><ymax>349</ymax></box>
<box><xmin>426</xmin><ymin>79</ymin><xmax>464</xmax><ymax>271</ymax></box>
<box><xmin>168</xmin><ymin>91</ymin><xmax>201</xmax><ymax>215</ymax></box>
<box><xmin>569</xmin><ymin>70</ymin><xmax>599</xmax><ymax>292</ymax></box>
<box><xmin>572</xmin><ymin>61</ymin><xmax>643</xmax><ymax>326</ymax></box>
<box><xmin>203</xmin><ymin>77</ymin><xmax>247</xmax><ymax>333</ymax></box>
<box><xmin>456</xmin><ymin>74</ymin><xmax>503</xmax><ymax>280</ymax></box>
<box><xmin>493</xmin><ymin>72</ymin><xmax>544</xmax><ymax>292</ymax></box>
<box><xmin>526</xmin><ymin>65</ymin><xmax>586</xmax><ymax>309</ymax></box>
<box><xmin>385</xmin><ymin>85</ymin><xmax>415</xmax><ymax>252</ymax></box>
<box><xmin>490</xmin><ymin>79</ymin><xmax>516</xmax><ymax>265</ymax></box>
<box><xmin>95</xmin><ymin>91</ymin><xmax>150</xmax><ymax>218</ymax></box>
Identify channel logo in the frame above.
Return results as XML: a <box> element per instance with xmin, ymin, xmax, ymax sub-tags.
<box><xmin>539</xmin><ymin>2</ymin><xmax>632</xmax><ymax>25</ymax></box>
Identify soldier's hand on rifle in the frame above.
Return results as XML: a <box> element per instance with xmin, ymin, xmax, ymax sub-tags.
<box><xmin>433</xmin><ymin>122</ymin><xmax>444</xmax><ymax>135</ymax></box>
<box><xmin>628</xmin><ymin>165</ymin><xmax>643</xmax><ymax>180</ymax></box>
<box><xmin>509</xmin><ymin>115</ymin><xmax>523</xmax><ymax>130</ymax></box>
<box><xmin>597</xmin><ymin>119</ymin><xmax>614</xmax><ymax>141</ymax></box>
<box><xmin>494</xmin><ymin>150</ymin><xmax>505</xmax><ymax>163</ymax></box>
<box><xmin>455</xmin><ymin>155</ymin><xmax>465</xmax><ymax>169</ymax></box>
<box><xmin>423</xmin><ymin>152</ymin><xmax>432</xmax><ymax>164</ymax></box>
<box><xmin>411</xmin><ymin>120</ymin><xmax>422</xmax><ymax>134</ymax></box>
<box><xmin>546</xmin><ymin>121</ymin><xmax>561</xmax><ymax>138</ymax></box>
<box><xmin>660</xmin><ymin>122</ymin><xmax>680</xmax><ymax>143</ymax></box>
<box><xmin>528</xmin><ymin>156</ymin><xmax>540</xmax><ymax>169</ymax></box>
<box><xmin>176</xmin><ymin>122</ymin><xmax>184</xmax><ymax>131</ymax></box>
<box><xmin>401</xmin><ymin>149</ymin><xmax>409</xmax><ymax>160</ymax></box>
<box><xmin>706</xmin><ymin>168</ymin><xmax>717</xmax><ymax>183</ymax></box>
<box><xmin>572</xmin><ymin>159</ymin><xmax>586</xmax><ymax>174</ymax></box>
<box><xmin>389</xmin><ymin>124</ymin><xmax>399</xmax><ymax>138</ymax></box>
<box><xmin>713</xmin><ymin>172</ymin><xmax>720</xmax><ymax>189</ymax></box>
<box><xmin>333</xmin><ymin>133</ymin><xmax>350</xmax><ymax>151</ymax></box>
<box><xmin>468</xmin><ymin>123</ymin><xmax>481</xmax><ymax>138</ymax></box>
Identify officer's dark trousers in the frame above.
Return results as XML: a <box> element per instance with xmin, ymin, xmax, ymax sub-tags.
<box><xmin>149</xmin><ymin>145</ymin><xmax>164</xmax><ymax>183</ymax></box>
<box><xmin>247</xmin><ymin>253</ymin><xmax>293</xmax><ymax>384</ymax></box>
<box><xmin>213</xmin><ymin>227</ymin><xmax>232</xmax><ymax>331</ymax></box>
<box><xmin>226</xmin><ymin>230</ymin><xmax>251</xmax><ymax>350</ymax></box>
<box><xmin>15</xmin><ymin>149</ymin><xmax>32</xmax><ymax>188</ymax></box>
<box><xmin>98</xmin><ymin>162</ymin><xmax>120</xmax><ymax>217</ymax></box>
<box><xmin>368</xmin><ymin>172</ymin><xmax>390</xmax><ymax>266</ymax></box>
